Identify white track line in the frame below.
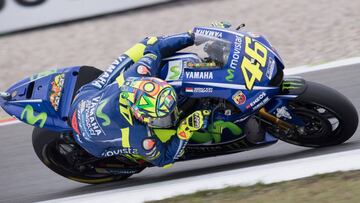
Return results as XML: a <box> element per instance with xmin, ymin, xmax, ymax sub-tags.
<box><xmin>284</xmin><ymin>57</ymin><xmax>360</xmax><ymax>75</ymax></box>
<box><xmin>43</xmin><ymin>149</ymin><xmax>360</xmax><ymax>203</ymax></box>
<box><xmin>1</xmin><ymin>56</ymin><xmax>360</xmax><ymax>128</ymax></box>
<box><xmin>0</xmin><ymin>119</ymin><xmax>21</xmax><ymax>127</ymax></box>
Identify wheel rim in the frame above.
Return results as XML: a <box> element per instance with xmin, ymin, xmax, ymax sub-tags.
<box><xmin>44</xmin><ymin>140</ymin><xmax>114</xmax><ymax>180</ymax></box>
<box><xmin>289</xmin><ymin>101</ymin><xmax>344</xmax><ymax>145</ymax></box>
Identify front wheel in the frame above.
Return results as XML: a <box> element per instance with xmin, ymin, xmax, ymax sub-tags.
<box><xmin>32</xmin><ymin>128</ymin><xmax>143</xmax><ymax>184</ymax></box>
<box><xmin>271</xmin><ymin>81</ymin><xmax>358</xmax><ymax>147</ymax></box>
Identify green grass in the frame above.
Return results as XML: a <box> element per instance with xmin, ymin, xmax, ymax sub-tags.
<box><xmin>148</xmin><ymin>170</ymin><xmax>360</xmax><ymax>203</ymax></box>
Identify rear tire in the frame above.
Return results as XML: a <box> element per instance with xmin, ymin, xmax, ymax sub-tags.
<box><xmin>32</xmin><ymin>128</ymin><xmax>132</xmax><ymax>184</ymax></box>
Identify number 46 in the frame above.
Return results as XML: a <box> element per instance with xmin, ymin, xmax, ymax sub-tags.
<box><xmin>240</xmin><ymin>36</ymin><xmax>268</xmax><ymax>90</ymax></box>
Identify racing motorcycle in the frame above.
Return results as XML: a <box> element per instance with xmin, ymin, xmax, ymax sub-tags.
<box><xmin>0</xmin><ymin>25</ymin><xmax>358</xmax><ymax>184</ymax></box>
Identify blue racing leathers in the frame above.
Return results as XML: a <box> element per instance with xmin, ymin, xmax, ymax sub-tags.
<box><xmin>69</xmin><ymin>33</ymin><xmax>194</xmax><ymax>167</ymax></box>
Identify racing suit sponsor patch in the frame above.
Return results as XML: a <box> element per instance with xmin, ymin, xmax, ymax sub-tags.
<box><xmin>137</xmin><ymin>65</ymin><xmax>151</xmax><ymax>75</ymax></box>
<box><xmin>142</xmin><ymin>138</ymin><xmax>156</xmax><ymax>150</ymax></box>
<box><xmin>77</xmin><ymin>96</ymin><xmax>106</xmax><ymax>140</ymax></box>
<box><xmin>101</xmin><ymin>148</ymin><xmax>138</xmax><ymax>157</ymax></box>
<box><xmin>71</xmin><ymin>112</ymin><xmax>80</xmax><ymax>135</ymax></box>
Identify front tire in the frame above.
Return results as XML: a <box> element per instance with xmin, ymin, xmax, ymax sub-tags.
<box><xmin>276</xmin><ymin>81</ymin><xmax>358</xmax><ymax>147</ymax></box>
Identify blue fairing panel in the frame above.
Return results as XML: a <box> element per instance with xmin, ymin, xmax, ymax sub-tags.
<box><xmin>1</xmin><ymin>67</ymin><xmax>81</xmax><ymax>131</ymax></box>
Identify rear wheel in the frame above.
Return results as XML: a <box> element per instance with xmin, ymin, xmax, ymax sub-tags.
<box><xmin>269</xmin><ymin>81</ymin><xmax>358</xmax><ymax>147</ymax></box>
<box><xmin>32</xmin><ymin>128</ymin><xmax>144</xmax><ymax>184</ymax></box>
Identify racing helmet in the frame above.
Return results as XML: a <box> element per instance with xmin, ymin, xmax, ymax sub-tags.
<box><xmin>120</xmin><ymin>77</ymin><xmax>179</xmax><ymax>128</ymax></box>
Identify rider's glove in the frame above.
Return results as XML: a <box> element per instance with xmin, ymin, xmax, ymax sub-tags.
<box><xmin>177</xmin><ymin>110</ymin><xmax>211</xmax><ymax>140</ymax></box>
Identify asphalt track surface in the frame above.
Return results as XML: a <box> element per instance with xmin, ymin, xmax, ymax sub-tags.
<box><xmin>0</xmin><ymin>65</ymin><xmax>359</xmax><ymax>203</ymax></box>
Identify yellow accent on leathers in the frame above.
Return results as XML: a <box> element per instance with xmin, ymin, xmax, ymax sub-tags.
<box><xmin>124</xmin><ymin>43</ymin><xmax>146</xmax><ymax>62</ymax></box>
<box><xmin>146</xmin><ymin>37</ymin><xmax>158</xmax><ymax>45</ymax></box>
<box><xmin>121</xmin><ymin>127</ymin><xmax>130</xmax><ymax>148</ymax></box>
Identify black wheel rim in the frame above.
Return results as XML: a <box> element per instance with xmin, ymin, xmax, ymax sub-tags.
<box><xmin>288</xmin><ymin>101</ymin><xmax>343</xmax><ymax>145</ymax></box>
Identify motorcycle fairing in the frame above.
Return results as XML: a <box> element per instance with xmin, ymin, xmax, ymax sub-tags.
<box><xmin>161</xmin><ymin>26</ymin><xmax>285</xmax><ymax>117</ymax></box>
<box><xmin>0</xmin><ymin>66</ymin><xmax>103</xmax><ymax>132</ymax></box>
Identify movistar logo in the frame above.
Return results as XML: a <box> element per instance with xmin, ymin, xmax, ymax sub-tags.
<box><xmin>21</xmin><ymin>105</ymin><xmax>47</xmax><ymax>128</ymax></box>
<box><xmin>282</xmin><ymin>81</ymin><xmax>303</xmax><ymax>91</ymax></box>
<box><xmin>169</xmin><ymin>66</ymin><xmax>180</xmax><ymax>80</ymax></box>
<box><xmin>96</xmin><ymin>99</ymin><xmax>111</xmax><ymax>127</ymax></box>
<box><xmin>226</xmin><ymin>69</ymin><xmax>234</xmax><ymax>82</ymax></box>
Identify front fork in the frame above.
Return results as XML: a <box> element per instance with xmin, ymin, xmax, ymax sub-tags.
<box><xmin>256</xmin><ymin>76</ymin><xmax>308</xmax><ymax>136</ymax></box>
<box><xmin>258</xmin><ymin>108</ymin><xmax>295</xmax><ymax>130</ymax></box>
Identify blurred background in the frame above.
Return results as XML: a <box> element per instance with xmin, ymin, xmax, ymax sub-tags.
<box><xmin>1</xmin><ymin>0</ymin><xmax>360</xmax><ymax>94</ymax></box>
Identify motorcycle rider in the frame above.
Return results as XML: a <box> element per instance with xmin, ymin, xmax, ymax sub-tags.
<box><xmin>69</xmin><ymin>31</ymin><xmax>210</xmax><ymax>168</ymax></box>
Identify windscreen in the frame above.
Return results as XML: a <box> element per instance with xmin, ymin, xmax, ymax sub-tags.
<box><xmin>192</xmin><ymin>33</ymin><xmax>232</xmax><ymax>66</ymax></box>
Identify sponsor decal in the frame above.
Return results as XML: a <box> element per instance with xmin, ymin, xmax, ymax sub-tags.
<box><xmin>142</xmin><ymin>138</ymin><xmax>156</xmax><ymax>150</ymax></box>
<box><xmin>276</xmin><ymin>106</ymin><xmax>292</xmax><ymax>120</ymax></box>
<box><xmin>186</xmin><ymin>62</ymin><xmax>217</xmax><ymax>68</ymax></box>
<box><xmin>20</xmin><ymin>105</ymin><xmax>47</xmax><ymax>128</ymax></box>
<box><xmin>178</xmin><ymin>131</ymin><xmax>187</xmax><ymax>139</ymax></box>
<box><xmin>49</xmin><ymin>73</ymin><xmax>65</xmax><ymax>111</ymax></box>
<box><xmin>77</xmin><ymin>96</ymin><xmax>106</xmax><ymax>138</ymax></box>
<box><xmin>92</xmin><ymin>55</ymin><xmax>127</xmax><ymax>88</ymax></box>
<box><xmin>229</xmin><ymin>35</ymin><xmax>243</xmax><ymax>70</ymax></box>
<box><xmin>185</xmin><ymin>71</ymin><xmax>213</xmax><ymax>79</ymax></box>
<box><xmin>246</xmin><ymin>92</ymin><xmax>270</xmax><ymax>110</ymax></box>
<box><xmin>102</xmin><ymin>148</ymin><xmax>138</xmax><ymax>157</ymax></box>
<box><xmin>71</xmin><ymin>112</ymin><xmax>80</xmax><ymax>135</ymax></box>
<box><xmin>232</xmin><ymin>90</ymin><xmax>246</xmax><ymax>105</ymax></box>
<box><xmin>282</xmin><ymin>81</ymin><xmax>304</xmax><ymax>91</ymax></box>
<box><xmin>195</xmin><ymin>28</ymin><xmax>223</xmax><ymax>38</ymax></box>
<box><xmin>195</xmin><ymin>88</ymin><xmax>213</xmax><ymax>93</ymax></box>
<box><xmin>96</xmin><ymin>99</ymin><xmax>111</xmax><ymax>127</ymax></box>
<box><xmin>71</xmin><ymin>112</ymin><xmax>83</xmax><ymax>143</ymax></box>
<box><xmin>185</xmin><ymin>87</ymin><xmax>193</xmax><ymax>92</ymax></box>
<box><xmin>225</xmin><ymin>69</ymin><xmax>235</xmax><ymax>82</ymax></box>
<box><xmin>266</xmin><ymin>58</ymin><xmax>275</xmax><ymax>79</ymax></box>
<box><xmin>165</xmin><ymin>60</ymin><xmax>182</xmax><ymax>81</ymax></box>
<box><xmin>137</xmin><ymin>65</ymin><xmax>151</xmax><ymax>75</ymax></box>
<box><xmin>185</xmin><ymin>87</ymin><xmax>213</xmax><ymax>93</ymax></box>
